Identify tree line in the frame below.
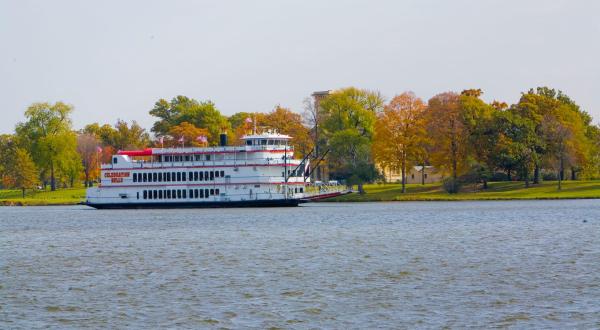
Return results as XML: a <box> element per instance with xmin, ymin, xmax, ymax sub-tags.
<box><xmin>0</xmin><ymin>86</ymin><xmax>598</xmax><ymax>196</ymax></box>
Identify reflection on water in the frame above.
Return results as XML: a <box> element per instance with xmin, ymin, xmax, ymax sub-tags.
<box><xmin>1</xmin><ymin>200</ymin><xmax>599</xmax><ymax>328</ymax></box>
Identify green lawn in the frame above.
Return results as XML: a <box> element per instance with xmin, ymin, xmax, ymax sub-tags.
<box><xmin>330</xmin><ymin>180</ymin><xmax>600</xmax><ymax>202</ymax></box>
<box><xmin>1</xmin><ymin>180</ymin><xmax>599</xmax><ymax>206</ymax></box>
<box><xmin>0</xmin><ymin>188</ymin><xmax>86</xmax><ymax>206</ymax></box>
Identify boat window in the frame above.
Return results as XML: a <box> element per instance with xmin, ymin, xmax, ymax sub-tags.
<box><xmin>189</xmin><ymin>189</ymin><xmax>193</xmax><ymax>198</ymax></box>
<box><xmin>194</xmin><ymin>172</ymin><xmax>198</xmax><ymax>181</ymax></box>
<box><xmin>215</xmin><ymin>189</ymin><xmax>220</xmax><ymax>195</ymax></box>
<box><xmin>176</xmin><ymin>190</ymin><xmax>181</xmax><ymax>199</ymax></box>
<box><xmin>210</xmin><ymin>171</ymin><xmax>214</xmax><ymax>180</ymax></box>
<box><xmin>153</xmin><ymin>173</ymin><xmax>157</xmax><ymax>182</ymax></box>
<box><xmin>113</xmin><ymin>157</ymin><xmax>118</xmax><ymax>164</ymax></box>
<box><xmin>300</xmin><ymin>187</ymin><xmax>303</xmax><ymax>193</ymax></box>
<box><xmin>133</xmin><ymin>173</ymin><xmax>137</xmax><ymax>182</ymax></box>
<box><xmin>200</xmin><ymin>189</ymin><xmax>204</xmax><ymax>198</ymax></box>
<box><xmin>185</xmin><ymin>155</ymin><xmax>190</xmax><ymax>162</ymax></box>
<box><xmin>246</xmin><ymin>140</ymin><xmax>252</xmax><ymax>146</ymax></box>
<box><xmin>199</xmin><ymin>171</ymin><xmax>203</xmax><ymax>181</ymax></box>
<box><xmin>268</xmin><ymin>140</ymin><xmax>274</xmax><ymax>145</ymax></box>
<box><xmin>204</xmin><ymin>171</ymin><xmax>209</xmax><ymax>180</ymax></box>
<box><xmin>215</xmin><ymin>171</ymin><xmax>219</xmax><ymax>178</ymax></box>
<box><xmin>153</xmin><ymin>190</ymin><xmax>157</xmax><ymax>199</ymax></box>
<box><xmin>177</xmin><ymin>172</ymin><xmax>181</xmax><ymax>181</ymax></box>
<box><xmin>182</xmin><ymin>172</ymin><xmax>186</xmax><ymax>181</ymax></box>
<box><xmin>137</xmin><ymin>192</ymin><xmax>139</xmax><ymax>199</ymax></box>
<box><xmin>206</xmin><ymin>154</ymin><xmax>211</xmax><ymax>161</ymax></box>
<box><xmin>143</xmin><ymin>190</ymin><xmax>147</xmax><ymax>199</ymax></box>
<box><xmin>182</xmin><ymin>190</ymin><xmax>187</xmax><ymax>199</ymax></box>
<box><xmin>220</xmin><ymin>170</ymin><xmax>225</xmax><ymax>177</ymax></box>
<box><xmin>159</xmin><ymin>190</ymin><xmax>163</xmax><ymax>199</ymax></box>
<box><xmin>189</xmin><ymin>171</ymin><xmax>193</xmax><ymax>181</ymax></box>
<box><xmin>260</xmin><ymin>139</ymin><xmax>267</xmax><ymax>145</ymax></box>
<box><xmin>194</xmin><ymin>189</ymin><xmax>199</xmax><ymax>198</ymax></box>
<box><xmin>205</xmin><ymin>189</ymin><xmax>209</xmax><ymax>198</ymax></box>
<box><xmin>143</xmin><ymin>173</ymin><xmax>147</xmax><ymax>182</ymax></box>
<box><xmin>210</xmin><ymin>189</ymin><xmax>214</xmax><ymax>195</ymax></box>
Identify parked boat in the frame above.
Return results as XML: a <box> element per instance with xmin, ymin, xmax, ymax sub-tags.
<box><xmin>85</xmin><ymin>131</ymin><xmax>349</xmax><ymax>209</ymax></box>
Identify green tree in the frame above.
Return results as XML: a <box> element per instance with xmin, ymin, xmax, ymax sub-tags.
<box><xmin>319</xmin><ymin>87</ymin><xmax>384</xmax><ymax>193</ymax></box>
<box><xmin>7</xmin><ymin>148</ymin><xmax>38</xmax><ymax>198</ymax></box>
<box><xmin>150</xmin><ymin>96</ymin><xmax>230</xmax><ymax>145</ymax></box>
<box><xmin>15</xmin><ymin>102</ymin><xmax>77</xmax><ymax>191</ymax></box>
<box><xmin>459</xmin><ymin>90</ymin><xmax>499</xmax><ymax>188</ymax></box>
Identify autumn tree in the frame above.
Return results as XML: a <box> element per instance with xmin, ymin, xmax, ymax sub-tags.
<box><xmin>262</xmin><ymin>106</ymin><xmax>312</xmax><ymax>157</ymax></box>
<box><xmin>319</xmin><ymin>87</ymin><xmax>384</xmax><ymax>193</ymax></box>
<box><xmin>15</xmin><ymin>102</ymin><xmax>79</xmax><ymax>191</ymax></box>
<box><xmin>426</xmin><ymin>92</ymin><xmax>467</xmax><ymax>182</ymax></box>
<box><xmin>4</xmin><ymin>148</ymin><xmax>38</xmax><ymax>197</ymax></box>
<box><xmin>168</xmin><ymin>122</ymin><xmax>210</xmax><ymax>147</ymax></box>
<box><xmin>77</xmin><ymin>133</ymin><xmax>101</xmax><ymax>187</ymax></box>
<box><xmin>373</xmin><ymin>92</ymin><xmax>427</xmax><ymax>193</ymax></box>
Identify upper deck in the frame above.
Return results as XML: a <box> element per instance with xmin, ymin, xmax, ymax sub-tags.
<box><xmin>101</xmin><ymin>131</ymin><xmax>300</xmax><ymax>170</ymax></box>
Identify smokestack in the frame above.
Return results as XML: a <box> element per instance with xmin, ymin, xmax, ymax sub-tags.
<box><xmin>219</xmin><ymin>133</ymin><xmax>228</xmax><ymax>147</ymax></box>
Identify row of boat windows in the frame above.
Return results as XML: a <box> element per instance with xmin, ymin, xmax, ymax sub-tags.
<box><xmin>132</xmin><ymin>170</ymin><xmax>226</xmax><ymax>183</ymax></box>
<box><xmin>141</xmin><ymin>189</ymin><xmax>219</xmax><ymax>200</ymax></box>
<box><xmin>162</xmin><ymin>155</ymin><xmax>212</xmax><ymax>162</ymax></box>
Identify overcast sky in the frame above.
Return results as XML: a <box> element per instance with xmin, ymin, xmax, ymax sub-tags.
<box><xmin>1</xmin><ymin>0</ymin><xmax>599</xmax><ymax>134</ymax></box>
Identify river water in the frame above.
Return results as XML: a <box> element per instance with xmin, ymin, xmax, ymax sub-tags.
<box><xmin>1</xmin><ymin>200</ymin><xmax>599</xmax><ymax>329</ymax></box>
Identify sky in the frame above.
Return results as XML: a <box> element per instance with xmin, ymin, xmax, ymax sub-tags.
<box><xmin>1</xmin><ymin>0</ymin><xmax>599</xmax><ymax>134</ymax></box>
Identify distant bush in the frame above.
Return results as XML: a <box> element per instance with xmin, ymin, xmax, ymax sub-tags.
<box><xmin>443</xmin><ymin>177</ymin><xmax>461</xmax><ymax>194</ymax></box>
<box><xmin>542</xmin><ymin>172</ymin><xmax>558</xmax><ymax>181</ymax></box>
<box><xmin>490</xmin><ymin>172</ymin><xmax>509</xmax><ymax>182</ymax></box>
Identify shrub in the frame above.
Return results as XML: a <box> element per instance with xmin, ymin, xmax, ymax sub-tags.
<box><xmin>443</xmin><ymin>177</ymin><xmax>461</xmax><ymax>194</ymax></box>
<box><xmin>490</xmin><ymin>172</ymin><xmax>509</xmax><ymax>182</ymax></box>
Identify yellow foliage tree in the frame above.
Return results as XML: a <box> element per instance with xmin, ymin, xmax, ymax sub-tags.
<box><xmin>373</xmin><ymin>92</ymin><xmax>427</xmax><ymax>193</ymax></box>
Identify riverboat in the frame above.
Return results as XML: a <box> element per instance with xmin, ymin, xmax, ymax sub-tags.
<box><xmin>85</xmin><ymin>131</ymin><xmax>348</xmax><ymax>209</ymax></box>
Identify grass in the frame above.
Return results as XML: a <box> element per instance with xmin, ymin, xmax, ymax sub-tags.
<box><xmin>1</xmin><ymin>180</ymin><xmax>599</xmax><ymax>206</ymax></box>
<box><xmin>329</xmin><ymin>180</ymin><xmax>600</xmax><ymax>202</ymax></box>
<box><xmin>0</xmin><ymin>187</ymin><xmax>86</xmax><ymax>206</ymax></box>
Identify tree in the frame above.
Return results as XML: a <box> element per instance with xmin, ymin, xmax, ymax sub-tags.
<box><xmin>373</xmin><ymin>92</ymin><xmax>427</xmax><ymax>193</ymax></box>
<box><xmin>459</xmin><ymin>90</ymin><xmax>498</xmax><ymax>188</ymax></box>
<box><xmin>0</xmin><ymin>134</ymin><xmax>18</xmax><ymax>189</ymax></box>
<box><xmin>319</xmin><ymin>87</ymin><xmax>384</xmax><ymax>193</ymax></box>
<box><xmin>7</xmin><ymin>149</ymin><xmax>38</xmax><ymax>198</ymax></box>
<box><xmin>77</xmin><ymin>133</ymin><xmax>101</xmax><ymax>187</ymax></box>
<box><xmin>426</xmin><ymin>92</ymin><xmax>467</xmax><ymax>181</ymax></box>
<box><xmin>15</xmin><ymin>102</ymin><xmax>77</xmax><ymax>191</ymax></box>
<box><xmin>168</xmin><ymin>122</ymin><xmax>210</xmax><ymax>147</ymax></box>
<box><xmin>262</xmin><ymin>106</ymin><xmax>312</xmax><ymax>157</ymax></box>
<box><xmin>149</xmin><ymin>96</ymin><xmax>230</xmax><ymax>145</ymax></box>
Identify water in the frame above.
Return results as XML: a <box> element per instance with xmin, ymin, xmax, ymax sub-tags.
<box><xmin>1</xmin><ymin>200</ymin><xmax>599</xmax><ymax>329</ymax></box>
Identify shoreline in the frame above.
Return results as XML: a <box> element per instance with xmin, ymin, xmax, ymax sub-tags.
<box><xmin>2</xmin><ymin>181</ymin><xmax>600</xmax><ymax>206</ymax></box>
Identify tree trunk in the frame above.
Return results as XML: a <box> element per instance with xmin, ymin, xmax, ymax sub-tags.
<box><xmin>483</xmin><ymin>179</ymin><xmax>488</xmax><ymax>189</ymax></box>
<box><xmin>50</xmin><ymin>161</ymin><xmax>56</xmax><ymax>191</ymax></box>
<box><xmin>507</xmin><ymin>169</ymin><xmax>512</xmax><ymax>181</ymax></box>
<box><xmin>22</xmin><ymin>187</ymin><xmax>25</xmax><ymax>198</ymax></box>
<box><xmin>358</xmin><ymin>182</ymin><xmax>365</xmax><ymax>194</ymax></box>
<box><xmin>421</xmin><ymin>164</ymin><xmax>425</xmax><ymax>185</ymax></box>
<box><xmin>558</xmin><ymin>156</ymin><xmax>564</xmax><ymax>190</ymax></box>
<box><xmin>524</xmin><ymin>169</ymin><xmax>530</xmax><ymax>188</ymax></box>
<box><xmin>533</xmin><ymin>165</ymin><xmax>540</xmax><ymax>184</ymax></box>
<box><xmin>401</xmin><ymin>155</ymin><xmax>406</xmax><ymax>193</ymax></box>
<box><xmin>571</xmin><ymin>167</ymin><xmax>576</xmax><ymax>180</ymax></box>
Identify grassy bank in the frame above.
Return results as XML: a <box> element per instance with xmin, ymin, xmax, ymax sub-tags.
<box><xmin>329</xmin><ymin>180</ymin><xmax>600</xmax><ymax>202</ymax></box>
<box><xmin>0</xmin><ymin>188</ymin><xmax>86</xmax><ymax>206</ymax></box>
<box><xmin>1</xmin><ymin>180</ymin><xmax>599</xmax><ymax>206</ymax></box>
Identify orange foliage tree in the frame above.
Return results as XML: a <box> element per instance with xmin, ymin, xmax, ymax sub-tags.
<box><xmin>168</xmin><ymin>122</ymin><xmax>211</xmax><ymax>147</ymax></box>
<box><xmin>426</xmin><ymin>92</ymin><xmax>468</xmax><ymax>180</ymax></box>
<box><xmin>373</xmin><ymin>92</ymin><xmax>427</xmax><ymax>192</ymax></box>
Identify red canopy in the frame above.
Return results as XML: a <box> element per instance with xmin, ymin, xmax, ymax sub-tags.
<box><xmin>117</xmin><ymin>148</ymin><xmax>153</xmax><ymax>156</ymax></box>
